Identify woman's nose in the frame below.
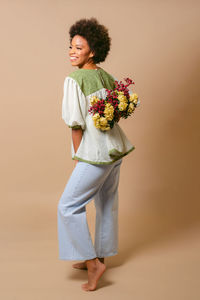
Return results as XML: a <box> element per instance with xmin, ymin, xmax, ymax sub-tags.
<box><xmin>69</xmin><ymin>46</ymin><xmax>76</xmax><ymax>54</ymax></box>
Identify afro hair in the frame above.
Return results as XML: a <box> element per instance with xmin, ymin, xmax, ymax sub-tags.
<box><xmin>69</xmin><ymin>17</ymin><xmax>111</xmax><ymax>64</ymax></box>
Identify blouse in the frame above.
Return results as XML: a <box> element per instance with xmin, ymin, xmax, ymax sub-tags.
<box><xmin>62</xmin><ymin>67</ymin><xmax>140</xmax><ymax>165</ymax></box>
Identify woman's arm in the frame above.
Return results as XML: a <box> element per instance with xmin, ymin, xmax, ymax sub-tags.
<box><xmin>71</xmin><ymin>128</ymin><xmax>83</xmax><ymax>165</ymax></box>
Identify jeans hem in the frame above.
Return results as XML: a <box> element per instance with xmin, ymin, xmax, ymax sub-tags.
<box><xmin>95</xmin><ymin>251</ymin><xmax>118</xmax><ymax>258</ymax></box>
<box><xmin>58</xmin><ymin>254</ymin><xmax>97</xmax><ymax>261</ymax></box>
<box><xmin>58</xmin><ymin>251</ymin><xmax>118</xmax><ymax>261</ymax></box>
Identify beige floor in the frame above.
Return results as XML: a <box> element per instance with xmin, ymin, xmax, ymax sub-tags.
<box><xmin>1</xmin><ymin>191</ymin><xmax>200</xmax><ymax>300</ymax></box>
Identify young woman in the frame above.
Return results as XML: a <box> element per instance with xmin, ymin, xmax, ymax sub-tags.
<box><xmin>57</xmin><ymin>17</ymin><xmax>139</xmax><ymax>291</ymax></box>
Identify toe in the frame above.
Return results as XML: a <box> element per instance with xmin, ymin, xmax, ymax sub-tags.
<box><xmin>81</xmin><ymin>283</ymin><xmax>89</xmax><ymax>291</ymax></box>
<box><xmin>72</xmin><ymin>262</ymin><xmax>87</xmax><ymax>269</ymax></box>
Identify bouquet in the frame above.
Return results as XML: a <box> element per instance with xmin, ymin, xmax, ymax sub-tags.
<box><xmin>88</xmin><ymin>77</ymin><xmax>139</xmax><ymax>131</ymax></box>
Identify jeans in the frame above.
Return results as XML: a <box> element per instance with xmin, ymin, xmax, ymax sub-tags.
<box><xmin>57</xmin><ymin>158</ymin><xmax>123</xmax><ymax>260</ymax></box>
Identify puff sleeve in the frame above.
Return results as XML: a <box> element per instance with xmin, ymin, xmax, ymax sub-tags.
<box><xmin>62</xmin><ymin>77</ymin><xmax>86</xmax><ymax>130</ymax></box>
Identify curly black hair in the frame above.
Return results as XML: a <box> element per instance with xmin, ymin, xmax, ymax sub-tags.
<box><xmin>69</xmin><ymin>17</ymin><xmax>111</xmax><ymax>64</ymax></box>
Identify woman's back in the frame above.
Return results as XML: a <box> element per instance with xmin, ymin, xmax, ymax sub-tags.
<box><xmin>62</xmin><ymin>67</ymin><xmax>135</xmax><ymax>164</ymax></box>
<box><xmin>68</xmin><ymin>67</ymin><xmax>116</xmax><ymax>96</ymax></box>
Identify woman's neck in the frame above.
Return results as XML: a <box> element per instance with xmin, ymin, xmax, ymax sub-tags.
<box><xmin>78</xmin><ymin>63</ymin><xmax>100</xmax><ymax>70</ymax></box>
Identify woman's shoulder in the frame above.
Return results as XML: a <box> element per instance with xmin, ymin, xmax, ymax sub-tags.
<box><xmin>63</xmin><ymin>68</ymin><xmax>117</xmax><ymax>96</ymax></box>
<box><xmin>99</xmin><ymin>68</ymin><xmax>116</xmax><ymax>81</ymax></box>
<box><xmin>64</xmin><ymin>69</ymin><xmax>88</xmax><ymax>91</ymax></box>
<box><xmin>63</xmin><ymin>70</ymin><xmax>90</xmax><ymax>97</ymax></box>
<box><xmin>63</xmin><ymin>70</ymin><xmax>84</xmax><ymax>93</ymax></box>
<box><xmin>67</xmin><ymin>68</ymin><xmax>116</xmax><ymax>81</ymax></box>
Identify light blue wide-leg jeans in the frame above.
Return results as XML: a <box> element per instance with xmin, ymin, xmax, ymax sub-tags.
<box><xmin>57</xmin><ymin>158</ymin><xmax>122</xmax><ymax>260</ymax></box>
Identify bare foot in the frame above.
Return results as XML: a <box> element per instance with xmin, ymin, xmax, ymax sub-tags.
<box><xmin>81</xmin><ymin>257</ymin><xmax>106</xmax><ymax>291</ymax></box>
<box><xmin>72</xmin><ymin>261</ymin><xmax>87</xmax><ymax>270</ymax></box>
<box><xmin>72</xmin><ymin>257</ymin><xmax>104</xmax><ymax>270</ymax></box>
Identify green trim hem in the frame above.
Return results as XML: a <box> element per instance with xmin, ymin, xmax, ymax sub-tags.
<box><xmin>109</xmin><ymin>147</ymin><xmax>134</xmax><ymax>158</ymax></box>
<box><xmin>68</xmin><ymin>125</ymin><xmax>83</xmax><ymax>129</ymax></box>
<box><xmin>72</xmin><ymin>146</ymin><xmax>135</xmax><ymax>165</ymax></box>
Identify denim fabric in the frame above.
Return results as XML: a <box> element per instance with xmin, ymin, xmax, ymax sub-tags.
<box><xmin>57</xmin><ymin>158</ymin><xmax>123</xmax><ymax>260</ymax></box>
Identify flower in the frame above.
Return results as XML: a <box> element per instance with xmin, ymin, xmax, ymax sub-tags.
<box><xmin>101</xmin><ymin>126</ymin><xmax>110</xmax><ymax>131</ymax></box>
<box><xmin>90</xmin><ymin>95</ymin><xmax>99</xmax><ymax>105</ymax></box>
<box><xmin>116</xmin><ymin>91</ymin><xmax>124</xmax><ymax>95</ymax></box>
<box><xmin>127</xmin><ymin>103</ymin><xmax>135</xmax><ymax>113</ymax></box>
<box><xmin>129</xmin><ymin>93</ymin><xmax>138</xmax><ymax>102</ymax></box>
<box><xmin>92</xmin><ymin>113</ymin><xmax>101</xmax><ymax>128</ymax></box>
<box><xmin>117</xmin><ymin>94</ymin><xmax>128</xmax><ymax>102</ymax></box>
<box><xmin>104</xmin><ymin>103</ymin><xmax>114</xmax><ymax>121</ymax></box>
<box><xmin>99</xmin><ymin>117</ymin><xmax>110</xmax><ymax>131</ymax></box>
<box><xmin>94</xmin><ymin>119</ymin><xmax>101</xmax><ymax>129</ymax></box>
<box><xmin>99</xmin><ymin>117</ymin><xmax>108</xmax><ymax>126</ymax></box>
<box><xmin>92</xmin><ymin>114</ymin><xmax>110</xmax><ymax>130</ymax></box>
<box><xmin>88</xmin><ymin>77</ymin><xmax>140</xmax><ymax>131</ymax></box>
<box><xmin>133</xmin><ymin>98</ymin><xmax>139</xmax><ymax>105</ymax></box>
<box><xmin>92</xmin><ymin>112</ymin><xmax>100</xmax><ymax>120</ymax></box>
<box><xmin>118</xmin><ymin>101</ymin><xmax>128</xmax><ymax>111</ymax></box>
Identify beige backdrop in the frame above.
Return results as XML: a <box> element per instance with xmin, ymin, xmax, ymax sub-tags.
<box><xmin>0</xmin><ymin>0</ymin><xmax>200</xmax><ymax>299</ymax></box>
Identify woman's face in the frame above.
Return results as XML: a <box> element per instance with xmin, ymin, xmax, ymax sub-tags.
<box><xmin>69</xmin><ymin>35</ymin><xmax>95</xmax><ymax>69</ymax></box>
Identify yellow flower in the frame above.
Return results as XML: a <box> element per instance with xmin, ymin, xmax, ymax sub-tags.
<box><xmin>90</xmin><ymin>96</ymin><xmax>99</xmax><ymax>105</ymax></box>
<box><xmin>101</xmin><ymin>126</ymin><xmax>110</xmax><ymax>131</ymax></box>
<box><xmin>93</xmin><ymin>119</ymin><xmax>101</xmax><ymax>129</ymax></box>
<box><xmin>129</xmin><ymin>93</ymin><xmax>138</xmax><ymax>102</ymax></box>
<box><xmin>99</xmin><ymin>117</ymin><xmax>108</xmax><ymax>127</ymax></box>
<box><xmin>127</xmin><ymin>103</ymin><xmax>135</xmax><ymax>113</ymax></box>
<box><xmin>116</xmin><ymin>91</ymin><xmax>124</xmax><ymax>95</ymax></box>
<box><xmin>117</xmin><ymin>95</ymin><xmax>128</xmax><ymax>102</ymax></box>
<box><xmin>92</xmin><ymin>113</ymin><xmax>100</xmax><ymax>121</ymax></box>
<box><xmin>97</xmin><ymin>117</ymin><xmax>110</xmax><ymax>131</ymax></box>
<box><xmin>118</xmin><ymin>101</ymin><xmax>128</xmax><ymax>111</ymax></box>
<box><xmin>104</xmin><ymin>103</ymin><xmax>114</xmax><ymax>121</ymax></box>
<box><xmin>92</xmin><ymin>113</ymin><xmax>101</xmax><ymax>128</ymax></box>
<box><xmin>92</xmin><ymin>114</ymin><xmax>110</xmax><ymax>130</ymax></box>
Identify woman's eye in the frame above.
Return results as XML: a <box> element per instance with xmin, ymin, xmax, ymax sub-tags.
<box><xmin>69</xmin><ymin>46</ymin><xmax>81</xmax><ymax>50</ymax></box>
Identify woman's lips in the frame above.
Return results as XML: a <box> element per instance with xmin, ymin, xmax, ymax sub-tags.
<box><xmin>70</xmin><ymin>56</ymin><xmax>78</xmax><ymax>61</ymax></box>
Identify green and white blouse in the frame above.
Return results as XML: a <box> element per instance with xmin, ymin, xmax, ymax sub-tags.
<box><xmin>62</xmin><ymin>67</ymin><xmax>140</xmax><ymax>165</ymax></box>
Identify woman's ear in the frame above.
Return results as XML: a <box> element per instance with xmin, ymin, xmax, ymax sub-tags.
<box><xmin>89</xmin><ymin>50</ymin><xmax>95</xmax><ymax>59</ymax></box>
